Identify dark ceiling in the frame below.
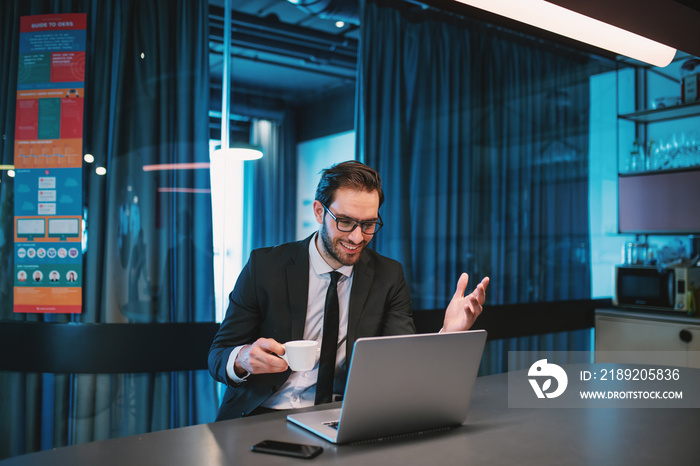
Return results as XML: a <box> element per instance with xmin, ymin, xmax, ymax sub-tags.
<box><xmin>208</xmin><ymin>0</ymin><xmax>360</xmax><ymax>112</ymax></box>
<box><xmin>207</xmin><ymin>0</ymin><xmax>700</xmax><ymax>140</ymax></box>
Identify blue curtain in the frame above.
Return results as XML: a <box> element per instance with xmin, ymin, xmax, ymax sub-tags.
<box><xmin>0</xmin><ymin>0</ymin><xmax>217</xmax><ymax>459</ymax></box>
<box><xmin>243</xmin><ymin>112</ymin><xmax>298</xmax><ymax>255</ymax></box>
<box><xmin>358</xmin><ymin>1</ymin><xmax>611</xmax><ymax>372</ymax></box>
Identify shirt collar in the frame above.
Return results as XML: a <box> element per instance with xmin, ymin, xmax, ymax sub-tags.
<box><xmin>309</xmin><ymin>232</ymin><xmax>353</xmax><ymax>278</ymax></box>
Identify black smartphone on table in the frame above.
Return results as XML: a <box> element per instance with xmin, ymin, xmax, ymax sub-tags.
<box><xmin>251</xmin><ymin>440</ymin><xmax>323</xmax><ymax>459</ymax></box>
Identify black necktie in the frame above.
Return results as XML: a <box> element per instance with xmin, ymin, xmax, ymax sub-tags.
<box><xmin>316</xmin><ymin>271</ymin><xmax>341</xmax><ymax>405</ymax></box>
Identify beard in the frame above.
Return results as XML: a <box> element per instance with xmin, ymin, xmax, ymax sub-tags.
<box><xmin>319</xmin><ymin>222</ymin><xmax>366</xmax><ymax>267</ymax></box>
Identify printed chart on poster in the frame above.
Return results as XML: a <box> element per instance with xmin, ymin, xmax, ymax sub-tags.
<box><xmin>13</xmin><ymin>13</ymin><xmax>86</xmax><ymax>313</ymax></box>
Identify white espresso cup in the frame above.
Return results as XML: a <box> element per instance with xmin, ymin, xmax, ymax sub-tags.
<box><xmin>280</xmin><ymin>340</ymin><xmax>319</xmax><ymax>372</ymax></box>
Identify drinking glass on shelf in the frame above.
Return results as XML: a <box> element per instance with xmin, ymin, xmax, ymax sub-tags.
<box><xmin>678</xmin><ymin>132</ymin><xmax>687</xmax><ymax>154</ymax></box>
<box><xmin>668</xmin><ymin>134</ymin><xmax>678</xmax><ymax>168</ymax></box>
<box><xmin>629</xmin><ymin>141</ymin><xmax>640</xmax><ymax>172</ymax></box>
<box><xmin>654</xmin><ymin>137</ymin><xmax>669</xmax><ymax>169</ymax></box>
<box><xmin>646</xmin><ymin>139</ymin><xmax>656</xmax><ymax>170</ymax></box>
<box><xmin>649</xmin><ymin>139</ymin><xmax>659</xmax><ymax>170</ymax></box>
<box><xmin>690</xmin><ymin>130</ymin><xmax>700</xmax><ymax>167</ymax></box>
<box><xmin>679</xmin><ymin>133</ymin><xmax>688</xmax><ymax>169</ymax></box>
<box><xmin>679</xmin><ymin>132</ymin><xmax>690</xmax><ymax>167</ymax></box>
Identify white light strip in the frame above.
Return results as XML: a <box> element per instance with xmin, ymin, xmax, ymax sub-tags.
<box><xmin>157</xmin><ymin>187</ymin><xmax>212</xmax><ymax>194</ymax></box>
<box><xmin>212</xmin><ymin>147</ymin><xmax>263</xmax><ymax>161</ymax></box>
<box><xmin>454</xmin><ymin>0</ymin><xmax>676</xmax><ymax>67</ymax></box>
<box><xmin>143</xmin><ymin>162</ymin><xmax>211</xmax><ymax>172</ymax></box>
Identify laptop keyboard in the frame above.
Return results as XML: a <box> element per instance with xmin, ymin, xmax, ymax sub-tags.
<box><xmin>322</xmin><ymin>420</ymin><xmax>340</xmax><ymax>430</ymax></box>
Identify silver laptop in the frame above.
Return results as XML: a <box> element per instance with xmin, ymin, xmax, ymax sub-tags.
<box><xmin>287</xmin><ymin>330</ymin><xmax>487</xmax><ymax>444</ymax></box>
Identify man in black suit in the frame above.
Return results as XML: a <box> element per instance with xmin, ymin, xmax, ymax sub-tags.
<box><xmin>208</xmin><ymin>161</ymin><xmax>489</xmax><ymax>421</ymax></box>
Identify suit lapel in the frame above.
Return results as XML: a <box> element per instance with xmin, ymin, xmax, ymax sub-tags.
<box><xmin>287</xmin><ymin>236</ymin><xmax>311</xmax><ymax>340</ymax></box>
<box><xmin>346</xmin><ymin>252</ymin><xmax>374</xmax><ymax>362</ymax></box>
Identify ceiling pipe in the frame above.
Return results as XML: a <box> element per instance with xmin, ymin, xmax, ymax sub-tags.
<box><xmin>286</xmin><ymin>0</ymin><xmax>360</xmax><ymax>25</ymax></box>
<box><xmin>208</xmin><ymin>7</ymin><xmax>358</xmax><ymax>72</ymax></box>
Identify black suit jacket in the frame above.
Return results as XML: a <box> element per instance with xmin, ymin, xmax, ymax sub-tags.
<box><xmin>208</xmin><ymin>234</ymin><xmax>415</xmax><ymax>421</ymax></box>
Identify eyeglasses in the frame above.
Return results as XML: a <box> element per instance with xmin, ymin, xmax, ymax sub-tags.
<box><xmin>322</xmin><ymin>203</ymin><xmax>383</xmax><ymax>235</ymax></box>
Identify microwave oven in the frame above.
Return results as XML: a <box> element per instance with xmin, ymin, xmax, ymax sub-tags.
<box><xmin>614</xmin><ymin>265</ymin><xmax>700</xmax><ymax>313</ymax></box>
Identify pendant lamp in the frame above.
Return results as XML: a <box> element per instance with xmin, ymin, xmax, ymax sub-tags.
<box><xmin>213</xmin><ymin>0</ymin><xmax>263</xmax><ymax>160</ymax></box>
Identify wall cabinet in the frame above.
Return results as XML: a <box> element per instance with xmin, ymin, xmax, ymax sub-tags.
<box><xmin>616</xmin><ymin>57</ymin><xmax>700</xmax><ymax>236</ymax></box>
<box><xmin>595</xmin><ymin>309</ymin><xmax>700</xmax><ymax>368</ymax></box>
<box><xmin>617</xmin><ymin>168</ymin><xmax>700</xmax><ymax>234</ymax></box>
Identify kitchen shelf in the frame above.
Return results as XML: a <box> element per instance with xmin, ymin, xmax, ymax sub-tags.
<box><xmin>618</xmin><ymin>166</ymin><xmax>700</xmax><ymax>177</ymax></box>
<box><xmin>619</xmin><ymin>101</ymin><xmax>700</xmax><ymax>123</ymax></box>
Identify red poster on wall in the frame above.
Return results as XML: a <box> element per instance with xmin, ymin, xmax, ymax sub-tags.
<box><xmin>51</xmin><ymin>51</ymin><xmax>86</xmax><ymax>82</ymax></box>
<box><xmin>15</xmin><ymin>99</ymin><xmax>39</xmax><ymax>140</ymax></box>
<box><xmin>60</xmin><ymin>97</ymin><xmax>83</xmax><ymax>139</ymax></box>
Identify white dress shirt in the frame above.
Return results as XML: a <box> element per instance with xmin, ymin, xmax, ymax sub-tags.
<box><xmin>225</xmin><ymin>232</ymin><xmax>353</xmax><ymax>409</ymax></box>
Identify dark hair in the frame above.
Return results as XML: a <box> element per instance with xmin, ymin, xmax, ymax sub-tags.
<box><xmin>315</xmin><ymin>160</ymin><xmax>384</xmax><ymax>208</ymax></box>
